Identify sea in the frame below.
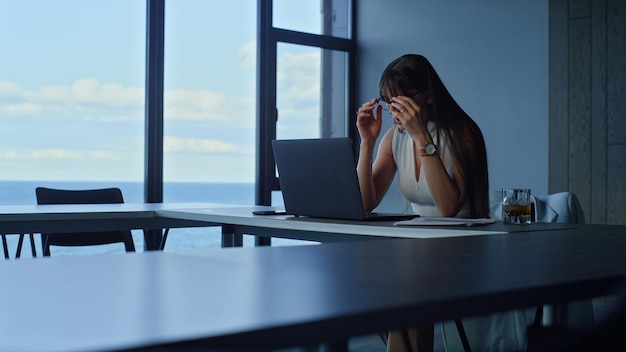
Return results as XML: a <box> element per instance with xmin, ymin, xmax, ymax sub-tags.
<box><xmin>0</xmin><ymin>180</ymin><xmax>307</xmax><ymax>258</ymax></box>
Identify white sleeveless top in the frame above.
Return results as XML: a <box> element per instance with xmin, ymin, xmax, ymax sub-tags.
<box><xmin>391</xmin><ymin>121</ymin><xmax>471</xmax><ymax>217</ymax></box>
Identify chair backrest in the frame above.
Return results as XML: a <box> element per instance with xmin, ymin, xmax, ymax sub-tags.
<box><xmin>35</xmin><ymin>187</ymin><xmax>136</xmax><ymax>256</ymax></box>
<box><xmin>488</xmin><ymin>190</ymin><xmax>585</xmax><ymax>224</ymax></box>
<box><xmin>533</xmin><ymin>192</ymin><xmax>585</xmax><ymax>224</ymax></box>
<box><xmin>488</xmin><ymin>189</ymin><xmax>503</xmax><ymax>220</ymax></box>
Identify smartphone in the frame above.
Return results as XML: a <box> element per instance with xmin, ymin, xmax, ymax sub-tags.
<box><xmin>252</xmin><ymin>210</ymin><xmax>287</xmax><ymax>216</ymax></box>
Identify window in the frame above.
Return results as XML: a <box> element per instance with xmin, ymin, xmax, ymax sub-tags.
<box><xmin>163</xmin><ymin>0</ymin><xmax>256</xmax><ymax>187</ymax></box>
<box><xmin>0</xmin><ymin>0</ymin><xmax>145</xmax><ymax>187</ymax></box>
<box><xmin>276</xmin><ymin>43</ymin><xmax>348</xmax><ymax>140</ymax></box>
<box><xmin>160</xmin><ymin>0</ymin><xmax>257</xmax><ymax>251</ymax></box>
<box><xmin>0</xmin><ymin>0</ymin><xmax>355</xmax><ymax>251</ymax></box>
<box><xmin>257</xmin><ymin>0</ymin><xmax>355</xmax><ymax>211</ymax></box>
<box><xmin>0</xmin><ymin>0</ymin><xmax>145</xmax><ymax>254</ymax></box>
<box><xmin>255</xmin><ymin>0</ymin><xmax>354</xmax><ymax>247</ymax></box>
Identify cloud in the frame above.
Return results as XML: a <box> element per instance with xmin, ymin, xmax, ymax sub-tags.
<box><xmin>0</xmin><ymin>49</ymin><xmax>319</xmax><ymax>125</ymax></box>
<box><xmin>2</xmin><ymin>102</ymin><xmax>43</xmax><ymax>115</ymax></box>
<box><xmin>0</xmin><ymin>151</ymin><xmax>18</xmax><ymax>159</ymax></box>
<box><xmin>0</xmin><ymin>81</ymin><xmax>22</xmax><ymax>97</ymax></box>
<box><xmin>163</xmin><ymin>89</ymin><xmax>256</xmax><ymax>129</ymax></box>
<box><xmin>166</xmin><ymin>90</ymin><xmax>231</xmax><ymax>120</ymax></box>
<box><xmin>0</xmin><ymin>79</ymin><xmax>255</xmax><ymax>125</ymax></box>
<box><xmin>164</xmin><ymin>136</ymin><xmax>252</xmax><ymax>155</ymax></box>
<box><xmin>38</xmin><ymin>79</ymin><xmax>143</xmax><ymax>107</ymax></box>
<box><xmin>0</xmin><ymin>79</ymin><xmax>143</xmax><ymax>122</ymax></box>
<box><xmin>272</xmin><ymin>51</ymin><xmax>323</xmax><ymax>132</ymax></box>
<box><xmin>276</xmin><ymin>51</ymin><xmax>321</xmax><ymax>103</ymax></box>
<box><xmin>29</xmin><ymin>149</ymin><xmax>121</xmax><ymax>161</ymax></box>
<box><xmin>238</xmin><ymin>40</ymin><xmax>256</xmax><ymax>68</ymax></box>
<box><xmin>0</xmin><ymin>148</ymin><xmax>123</xmax><ymax>161</ymax></box>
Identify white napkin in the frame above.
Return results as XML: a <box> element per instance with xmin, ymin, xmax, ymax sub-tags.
<box><xmin>394</xmin><ymin>217</ymin><xmax>495</xmax><ymax>227</ymax></box>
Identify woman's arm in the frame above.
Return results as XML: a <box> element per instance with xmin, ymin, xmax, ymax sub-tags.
<box><xmin>357</xmin><ymin>128</ymin><xmax>397</xmax><ymax>212</ymax></box>
<box><xmin>390</xmin><ymin>96</ymin><xmax>466</xmax><ymax>217</ymax></box>
<box><xmin>418</xmin><ymin>142</ymin><xmax>466</xmax><ymax>217</ymax></box>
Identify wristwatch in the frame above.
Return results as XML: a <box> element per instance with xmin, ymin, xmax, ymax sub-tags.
<box><xmin>418</xmin><ymin>143</ymin><xmax>437</xmax><ymax>156</ymax></box>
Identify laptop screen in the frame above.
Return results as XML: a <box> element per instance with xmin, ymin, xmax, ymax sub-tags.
<box><xmin>272</xmin><ymin>138</ymin><xmax>369</xmax><ymax>220</ymax></box>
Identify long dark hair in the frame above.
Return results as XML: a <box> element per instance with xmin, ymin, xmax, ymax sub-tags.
<box><xmin>378</xmin><ymin>54</ymin><xmax>489</xmax><ymax>218</ymax></box>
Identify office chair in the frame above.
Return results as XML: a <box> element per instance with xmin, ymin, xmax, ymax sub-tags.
<box><xmin>35</xmin><ymin>187</ymin><xmax>136</xmax><ymax>256</ymax></box>
<box><xmin>442</xmin><ymin>191</ymin><xmax>592</xmax><ymax>352</ymax></box>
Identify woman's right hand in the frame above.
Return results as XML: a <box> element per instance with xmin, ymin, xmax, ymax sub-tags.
<box><xmin>356</xmin><ymin>98</ymin><xmax>383</xmax><ymax>145</ymax></box>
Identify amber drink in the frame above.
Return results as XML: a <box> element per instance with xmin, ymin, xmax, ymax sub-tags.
<box><xmin>502</xmin><ymin>188</ymin><xmax>531</xmax><ymax>224</ymax></box>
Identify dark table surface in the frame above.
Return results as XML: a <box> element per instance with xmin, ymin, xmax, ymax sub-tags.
<box><xmin>1</xmin><ymin>224</ymin><xmax>624</xmax><ymax>351</ymax></box>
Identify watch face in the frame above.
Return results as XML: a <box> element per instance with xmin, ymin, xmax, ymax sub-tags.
<box><xmin>425</xmin><ymin>144</ymin><xmax>436</xmax><ymax>155</ymax></box>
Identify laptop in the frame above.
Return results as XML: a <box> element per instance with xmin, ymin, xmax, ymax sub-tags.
<box><xmin>271</xmin><ymin>138</ymin><xmax>417</xmax><ymax>221</ymax></box>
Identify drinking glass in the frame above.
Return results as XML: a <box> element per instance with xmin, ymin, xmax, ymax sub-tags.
<box><xmin>502</xmin><ymin>188</ymin><xmax>531</xmax><ymax>224</ymax></box>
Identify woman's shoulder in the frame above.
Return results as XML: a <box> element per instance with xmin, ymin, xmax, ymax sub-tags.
<box><xmin>381</xmin><ymin>126</ymin><xmax>404</xmax><ymax>156</ymax></box>
<box><xmin>381</xmin><ymin>126</ymin><xmax>397</xmax><ymax>143</ymax></box>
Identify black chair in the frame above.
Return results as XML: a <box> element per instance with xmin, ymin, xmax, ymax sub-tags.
<box><xmin>35</xmin><ymin>187</ymin><xmax>136</xmax><ymax>256</ymax></box>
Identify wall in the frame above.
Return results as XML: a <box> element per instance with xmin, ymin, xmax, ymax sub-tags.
<box><xmin>355</xmin><ymin>0</ymin><xmax>549</xmax><ymax>212</ymax></box>
<box><xmin>549</xmin><ymin>0</ymin><xmax>626</xmax><ymax>225</ymax></box>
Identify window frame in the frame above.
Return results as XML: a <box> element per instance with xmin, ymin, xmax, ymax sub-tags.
<box><xmin>255</xmin><ymin>0</ymin><xmax>356</xmax><ymax>209</ymax></box>
<box><xmin>143</xmin><ymin>0</ymin><xmax>356</xmax><ymax>248</ymax></box>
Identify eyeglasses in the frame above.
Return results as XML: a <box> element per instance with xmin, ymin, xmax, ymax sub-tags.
<box><xmin>376</xmin><ymin>98</ymin><xmax>392</xmax><ymax>111</ymax></box>
<box><xmin>377</xmin><ymin>91</ymin><xmax>422</xmax><ymax>111</ymax></box>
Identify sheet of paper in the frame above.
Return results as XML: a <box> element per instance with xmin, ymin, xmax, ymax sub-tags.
<box><xmin>394</xmin><ymin>217</ymin><xmax>495</xmax><ymax>227</ymax></box>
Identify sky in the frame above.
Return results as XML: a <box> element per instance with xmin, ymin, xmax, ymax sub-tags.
<box><xmin>0</xmin><ymin>0</ymin><xmax>326</xmax><ymax>183</ymax></box>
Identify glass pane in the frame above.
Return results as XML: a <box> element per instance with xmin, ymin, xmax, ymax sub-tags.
<box><xmin>273</xmin><ymin>0</ymin><xmax>351</xmax><ymax>39</ymax></box>
<box><xmin>276</xmin><ymin>43</ymin><xmax>348</xmax><ymax>140</ymax></box>
<box><xmin>0</xmin><ymin>0</ymin><xmax>145</xmax><ymax>198</ymax></box>
<box><xmin>163</xmin><ymin>0</ymin><xmax>257</xmax><ymax>250</ymax></box>
<box><xmin>0</xmin><ymin>0</ymin><xmax>145</xmax><ymax>255</ymax></box>
<box><xmin>164</xmin><ymin>0</ymin><xmax>256</xmax><ymax>188</ymax></box>
<box><xmin>274</xmin><ymin>43</ymin><xmax>348</xmax><ymax>213</ymax></box>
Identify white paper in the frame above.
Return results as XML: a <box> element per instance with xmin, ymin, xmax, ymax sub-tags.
<box><xmin>394</xmin><ymin>217</ymin><xmax>495</xmax><ymax>227</ymax></box>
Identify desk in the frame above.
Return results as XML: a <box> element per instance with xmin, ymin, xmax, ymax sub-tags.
<box><xmin>1</xmin><ymin>226</ymin><xmax>624</xmax><ymax>352</ymax></box>
<box><xmin>0</xmin><ymin>202</ymin><xmax>512</xmax><ymax>256</ymax></box>
<box><xmin>0</xmin><ymin>203</ymin><xmax>229</xmax><ymax>257</ymax></box>
<box><xmin>2</xmin><ymin>203</ymin><xmax>582</xmax><ymax>257</ymax></box>
<box><xmin>0</xmin><ymin>203</ymin><xmax>228</xmax><ymax>234</ymax></box>
<box><xmin>156</xmin><ymin>205</ymin><xmax>579</xmax><ymax>245</ymax></box>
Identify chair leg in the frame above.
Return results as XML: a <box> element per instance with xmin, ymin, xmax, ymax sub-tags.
<box><xmin>455</xmin><ymin>319</ymin><xmax>472</xmax><ymax>352</ymax></box>
<box><xmin>15</xmin><ymin>234</ymin><xmax>25</xmax><ymax>258</ymax></box>
<box><xmin>41</xmin><ymin>233</ymin><xmax>51</xmax><ymax>256</ymax></box>
<box><xmin>1</xmin><ymin>234</ymin><xmax>8</xmax><ymax>259</ymax></box>
<box><xmin>159</xmin><ymin>228</ymin><xmax>170</xmax><ymax>250</ymax></box>
<box><xmin>29</xmin><ymin>234</ymin><xmax>37</xmax><ymax>257</ymax></box>
<box><xmin>533</xmin><ymin>305</ymin><xmax>543</xmax><ymax>327</ymax></box>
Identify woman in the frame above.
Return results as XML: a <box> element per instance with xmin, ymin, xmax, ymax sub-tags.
<box><xmin>356</xmin><ymin>54</ymin><xmax>489</xmax><ymax>219</ymax></box>
<box><xmin>356</xmin><ymin>54</ymin><xmax>489</xmax><ymax>351</ymax></box>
